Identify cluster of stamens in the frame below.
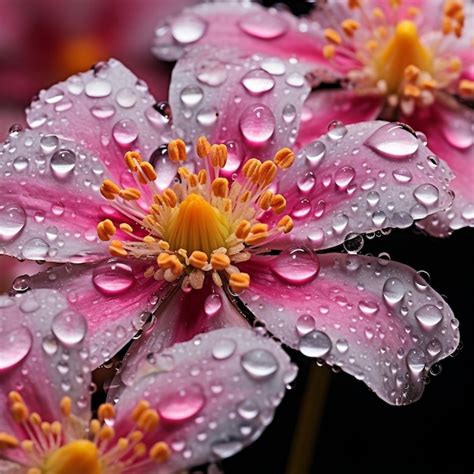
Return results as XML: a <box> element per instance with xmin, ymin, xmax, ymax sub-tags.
<box><xmin>0</xmin><ymin>392</ymin><xmax>171</xmax><ymax>474</ymax></box>
<box><xmin>320</xmin><ymin>0</ymin><xmax>473</xmax><ymax>113</ymax></box>
<box><xmin>98</xmin><ymin>137</ymin><xmax>295</xmax><ymax>293</ymax></box>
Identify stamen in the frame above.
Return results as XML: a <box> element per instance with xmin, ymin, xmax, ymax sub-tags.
<box><xmin>196</xmin><ymin>136</ymin><xmax>211</xmax><ymax>158</ymax></box>
<box><xmin>210</xmin><ymin>253</ymin><xmax>231</xmax><ymax>271</ymax></box>
<box><xmin>459</xmin><ymin>79</ymin><xmax>474</xmax><ymax>97</ymax></box>
<box><xmin>341</xmin><ymin>19</ymin><xmax>360</xmax><ymax>37</ymax></box>
<box><xmin>273</xmin><ymin>147</ymin><xmax>295</xmax><ymax>169</ymax></box>
<box><xmin>209</xmin><ymin>144</ymin><xmax>228</xmax><ymax>168</ymax></box>
<box><xmin>229</xmin><ymin>272</ymin><xmax>250</xmax><ymax>293</ymax></box>
<box><xmin>168</xmin><ymin>139</ymin><xmax>187</xmax><ymax>162</ymax></box>
<box><xmin>324</xmin><ymin>28</ymin><xmax>342</xmax><ymax>45</ymax></box>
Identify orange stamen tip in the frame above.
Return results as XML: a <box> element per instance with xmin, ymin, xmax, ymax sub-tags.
<box><xmin>229</xmin><ymin>272</ymin><xmax>251</xmax><ymax>293</ymax></box>
<box><xmin>131</xmin><ymin>400</ymin><xmax>150</xmax><ymax>423</ymax></box>
<box><xmin>150</xmin><ymin>442</ymin><xmax>172</xmax><ymax>463</ymax></box>
<box><xmin>196</xmin><ymin>136</ymin><xmax>211</xmax><ymax>158</ymax></box>
<box><xmin>98</xmin><ymin>403</ymin><xmax>115</xmax><ymax>422</ymax></box>
<box><xmin>0</xmin><ymin>432</ymin><xmax>19</xmax><ymax>449</ymax></box>
<box><xmin>60</xmin><ymin>397</ymin><xmax>72</xmax><ymax>417</ymax></box>
<box><xmin>278</xmin><ymin>215</ymin><xmax>294</xmax><ymax>233</ymax></box>
<box><xmin>211</xmin><ymin>178</ymin><xmax>229</xmax><ymax>198</ymax></box>
<box><xmin>209</xmin><ymin>144</ymin><xmax>228</xmax><ymax>168</ymax></box>
<box><xmin>323</xmin><ymin>44</ymin><xmax>336</xmax><ymax>59</ymax></box>
<box><xmin>210</xmin><ymin>253</ymin><xmax>231</xmax><ymax>271</ymax></box>
<box><xmin>324</xmin><ymin>28</ymin><xmax>342</xmax><ymax>45</ymax></box>
<box><xmin>109</xmin><ymin>240</ymin><xmax>128</xmax><ymax>257</ymax></box>
<box><xmin>189</xmin><ymin>250</ymin><xmax>208</xmax><ymax>269</ymax></box>
<box><xmin>235</xmin><ymin>220</ymin><xmax>251</xmax><ymax>240</ymax></box>
<box><xmin>140</xmin><ymin>162</ymin><xmax>158</xmax><ymax>181</ymax></box>
<box><xmin>273</xmin><ymin>147</ymin><xmax>295</xmax><ymax>169</ymax></box>
<box><xmin>168</xmin><ymin>139</ymin><xmax>187</xmax><ymax>162</ymax></box>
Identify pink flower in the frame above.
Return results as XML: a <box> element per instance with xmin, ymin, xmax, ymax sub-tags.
<box><xmin>0</xmin><ymin>55</ymin><xmax>459</xmax><ymax>409</ymax></box>
<box><xmin>153</xmin><ymin>0</ymin><xmax>474</xmax><ymax>235</ymax></box>
<box><xmin>0</xmin><ymin>290</ymin><xmax>294</xmax><ymax>472</ymax></box>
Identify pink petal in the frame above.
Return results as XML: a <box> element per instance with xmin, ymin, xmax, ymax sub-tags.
<box><xmin>237</xmin><ymin>251</ymin><xmax>459</xmax><ymax>405</ymax></box>
<box><xmin>25</xmin><ymin>59</ymin><xmax>176</xmax><ymax>190</ymax></box>
<box><xmin>112</xmin><ymin>327</ymin><xmax>297</xmax><ymax>472</ymax></box>
<box><xmin>26</xmin><ymin>258</ymin><xmax>168</xmax><ymax>367</ymax></box>
<box><xmin>0</xmin><ymin>289</ymin><xmax>91</xmax><ymax>454</ymax></box>
<box><xmin>0</xmin><ymin>129</ymin><xmax>110</xmax><ymax>263</ymax></box>
<box><xmin>297</xmin><ymin>90</ymin><xmax>383</xmax><ymax>149</ymax></box>
<box><xmin>169</xmin><ymin>46</ymin><xmax>310</xmax><ymax>166</ymax></box>
<box><xmin>110</xmin><ymin>281</ymin><xmax>248</xmax><ymax>394</ymax></box>
<box><xmin>273</xmin><ymin>120</ymin><xmax>455</xmax><ymax>250</ymax></box>
<box><xmin>405</xmin><ymin>101</ymin><xmax>474</xmax><ymax>235</ymax></box>
<box><xmin>153</xmin><ymin>3</ymin><xmax>331</xmax><ymax>70</ymax></box>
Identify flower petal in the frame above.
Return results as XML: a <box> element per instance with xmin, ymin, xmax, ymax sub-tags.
<box><xmin>405</xmin><ymin>101</ymin><xmax>474</xmax><ymax>235</ymax></box>
<box><xmin>297</xmin><ymin>90</ymin><xmax>383</xmax><ymax>148</ymax></box>
<box><xmin>112</xmin><ymin>327</ymin><xmax>297</xmax><ymax>472</ymax></box>
<box><xmin>273</xmin><ymin>120</ymin><xmax>454</xmax><ymax>250</ymax></box>
<box><xmin>153</xmin><ymin>2</ymin><xmax>329</xmax><ymax>68</ymax></box>
<box><xmin>110</xmin><ymin>281</ymin><xmax>248</xmax><ymax>394</ymax></box>
<box><xmin>169</xmin><ymin>46</ymin><xmax>310</xmax><ymax>165</ymax></box>
<box><xmin>0</xmin><ymin>129</ymin><xmax>112</xmax><ymax>263</ymax></box>
<box><xmin>0</xmin><ymin>290</ymin><xmax>91</xmax><ymax>450</ymax></box>
<box><xmin>236</xmin><ymin>251</ymin><xmax>459</xmax><ymax>405</ymax></box>
<box><xmin>25</xmin><ymin>59</ymin><xmax>176</xmax><ymax>188</ymax></box>
<box><xmin>26</xmin><ymin>258</ymin><xmax>169</xmax><ymax>368</ymax></box>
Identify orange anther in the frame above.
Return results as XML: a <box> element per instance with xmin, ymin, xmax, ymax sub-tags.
<box><xmin>211</xmin><ymin>178</ymin><xmax>229</xmax><ymax>198</ymax></box>
<box><xmin>209</xmin><ymin>144</ymin><xmax>228</xmax><ymax>168</ymax></box>
<box><xmin>229</xmin><ymin>272</ymin><xmax>250</xmax><ymax>293</ymax></box>
<box><xmin>278</xmin><ymin>215</ymin><xmax>294</xmax><ymax>233</ymax></box>
<box><xmin>235</xmin><ymin>220</ymin><xmax>251</xmax><ymax>239</ymax></box>
<box><xmin>168</xmin><ymin>139</ymin><xmax>187</xmax><ymax>162</ymax></box>
<box><xmin>150</xmin><ymin>441</ymin><xmax>172</xmax><ymax>463</ymax></box>
<box><xmin>271</xmin><ymin>194</ymin><xmax>287</xmax><ymax>214</ymax></box>
<box><xmin>274</xmin><ymin>147</ymin><xmax>295</xmax><ymax>169</ymax></box>
<box><xmin>324</xmin><ymin>28</ymin><xmax>342</xmax><ymax>45</ymax></box>
<box><xmin>210</xmin><ymin>253</ymin><xmax>230</xmax><ymax>271</ymax></box>
<box><xmin>196</xmin><ymin>136</ymin><xmax>211</xmax><ymax>158</ymax></box>
<box><xmin>189</xmin><ymin>251</ymin><xmax>208</xmax><ymax>269</ymax></box>
<box><xmin>140</xmin><ymin>162</ymin><xmax>157</xmax><ymax>181</ymax></box>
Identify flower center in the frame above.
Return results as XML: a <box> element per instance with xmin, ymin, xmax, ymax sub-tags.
<box><xmin>97</xmin><ymin>137</ymin><xmax>295</xmax><ymax>293</ymax></box>
<box><xmin>374</xmin><ymin>21</ymin><xmax>433</xmax><ymax>94</ymax></box>
<box><xmin>166</xmin><ymin>193</ymin><xmax>231</xmax><ymax>256</ymax></box>
<box><xmin>0</xmin><ymin>392</ymin><xmax>171</xmax><ymax>474</ymax></box>
<box><xmin>44</xmin><ymin>440</ymin><xmax>101</xmax><ymax>474</ymax></box>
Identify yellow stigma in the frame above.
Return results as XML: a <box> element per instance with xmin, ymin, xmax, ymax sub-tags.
<box><xmin>375</xmin><ymin>20</ymin><xmax>433</xmax><ymax>93</ymax></box>
<box><xmin>165</xmin><ymin>194</ymin><xmax>231</xmax><ymax>256</ymax></box>
<box><xmin>44</xmin><ymin>440</ymin><xmax>101</xmax><ymax>474</ymax></box>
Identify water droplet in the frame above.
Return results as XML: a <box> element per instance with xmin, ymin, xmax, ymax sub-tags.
<box><xmin>382</xmin><ymin>277</ymin><xmax>405</xmax><ymax>307</ymax></box>
<box><xmin>366</xmin><ymin>122</ymin><xmax>419</xmax><ymax>158</ymax></box>
<box><xmin>239</xmin><ymin>104</ymin><xmax>275</xmax><ymax>144</ymax></box>
<box><xmin>170</xmin><ymin>13</ymin><xmax>207</xmax><ymax>44</ymax></box>
<box><xmin>0</xmin><ymin>205</ymin><xmax>26</xmax><ymax>242</ymax></box>
<box><xmin>40</xmin><ymin>135</ymin><xmax>59</xmax><ymax>154</ymax></box>
<box><xmin>204</xmin><ymin>293</ymin><xmax>222</xmax><ymax>317</ymax></box>
<box><xmin>413</xmin><ymin>184</ymin><xmax>439</xmax><ymax>206</ymax></box>
<box><xmin>358</xmin><ymin>300</ymin><xmax>379</xmax><ymax>316</ymax></box>
<box><xmin>112</xmin><ymin>119</ymin><xmax>139</xmax><ymax>146</ymax></box>
<box><xmin>196</xmin><ymin>59</ymin><xmax>228</xmax><ymax>87</ymax></box>
<box><xmin>90</xmin><ymin>105</ymin><xmax>116</xmax><ymax>119</ymax></box>
<box><xmin>13</xmin><ymin>156</ymin><xmax>29</xmax><ymax>172</ymax></box>
<box><xmin>272</xmin><ymin>248</ymin><xmax>319</xmax><ymax>285</ymax></box>
<box><xmin>21</xmin><ymin>238</ymin><xmax>50</xmax><ymax>260</ymax></box>
<box><xmin>42</xmin><ymin>335</ymin><xmax>58</xmax><ymax>355</ymax></box>
<box><xmin>211</xmin><ymin>440</ymin><xmax>243</xmax><ymax>459</ymax></box>
<box><xmin>299</xmin><ymin>330</ymin><xmax>332</xmax><ymax>358</ymax></box>
<box><xmin>372</xmin><ymin>210</ymin><xmax>387</xmax><ymax>227</ymax></box>
<box><xmin>282</xmin><ymin>103</ymin><xmax>297</xmax><ymax>124</ymax></box>
<box><xmin>242</xmin><ymin>69</ymin><xmax>275</xmax><ymax>95</ymax></box>
<box><xmin>297</xmin><ymin>171</ymin><xmax>315</xmax><ymax>193</ymax></box>
<box><xmin>392</xmin><ymin>167</ymin><xmax>413</xmax><ymax>183</ymax></box>
<box><xmin>334</xmin><ymin>166</ymin><xmax>355</xmax><ymax>190</ymax></box>
<box><xmin>335</xmin><ymin>339</ymin><xmax>349</xmax><ymax>353</ymax></box>
<box><xmin>0</xmin><ymin>327</ymin><xmax>32</xmax><ymax>372</ymax></box>
<box><xmin>426</xmin><ymin>338</ymin><xmax>442</xmax><ymax>357</ymax></box>
<box><xmin>116</xmin><ymin>87</ymin><xmax>137</xmax><ymax>108</ymax></box>
<box><xmin>292</xmin><ymin>198</ymin><xmax>312</xmax><ymax>219</ymax></box>
<box><xmin>261</xmin><ymin>57</ymin><xmax>286</xmax><ymax>75</ymax></box>
<box><xmin>343</xmin><ymin>232</ymin><xmax>364</xmax><ymax>254</ymax></box>
<box><xmin>92</xmin><ymin>262</ymin><xmax>136</xmax><ymax>295</ymax></box>
<box><xmin>212</xmin><ymin>338</ymin><xmax>237</xmax><ymax>360</ymax></box>
<box><xmin>296</xmin><ymin>314</ymin><xmax>316</xmax><ymax>336</ymax></box>
<box><xmin>327</xmin><ymin>120</ymin><xmax>347</xmax><ymax>141</ymax></box>
<box><xmin>196</xmin><ymin>108</ymin><xmax>218</xmax><ymax>127</ymax></box>
<box><xmin>157</xmin><ymin>383</ymin><xmax>205</xmax><ymax>421</ymax></box>
<box><xmin>44</xmin><ymin>87</ymin><xmax>64</xmax><ymax>104</ymax></box>
<box><xmin>52</xmin><ymin>310</ymin><xmax>87</xmax><ymax>346</ymax></box>
<box><xmin>241</xmin><ymin>349</ymin><xmax>279</xmax><ymax>380</ymax></box>
<box><xmin>331</xmin><ymin>213</ymin><xmax>349</xmax><ymax>234</ymax></box>
<box><xmin>442</xmin><ymin>116</ymin><xmax>473</xmax><ymax>149</ymax></box>
<box><xmin>415</xmin><ymin>304</ymin><xmax>443</xmax><ymax>330</ymax></box>
<box><xmin>286</xmin><ymin>72</ymin><xmax>305</xmax><ymax>88</ymax></box>
<box><xmin>85</xmin><ymin>78</ymin><xmax>112</xmax><ymax>98</ymax></box>
<box><xmin>50</xmin><ymin>150</ymin><xmax>76</xmax><ymax>179</ymax></box>
<box><xmin>239</xmin><ymin>11</ymin><xmax>288</xmax><ymax>39</ymax></box>
<box><xmin>180</xmin><ymin>85</ymin><xmax>204</xmax><ymax>107</ymax></box>
<box><xmin>305</xmin><ymin>141</ymin><xmax>326</xmax><ymax>167</ymax></box>
<box><xmin>406</xmin><ymin>348</ymin><xmax>426</xmax><ymax>377</ymax></box>
<box><xmin>237</xmin><ymin>399</ymin><xmax>259</xmax><ymax>420</ymax></box>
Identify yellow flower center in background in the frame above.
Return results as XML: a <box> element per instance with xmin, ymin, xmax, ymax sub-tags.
<box><xmin>374</xmin><ymin>21</ymin><xmax>433</xmax><ymax>94</ymax></box>
<box><xmin>44</xmin><ymin>440</ymin><xmax>102</xmax><ymax>474</ymax></box>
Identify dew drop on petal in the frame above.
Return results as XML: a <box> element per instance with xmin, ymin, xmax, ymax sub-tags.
<box><xmin>115</xmin><ymin>87</ymin><xmax>137</xmax><ymax>108</ymax></box>
<box><xmin>13</xmin><ymin>156</ymin><xmax>29</xmax><ymax>173</ymax></box>
<box><xmin>413</xmin><ymin>184</ymin><xmax>439</xmax><ymax>206</ymax></box>
<box><xmin>52</xmin><ymin>310</ymin><xmax>87</xmax><ymax>346</ymax></box>
<box><xmin>358</xmin><ymin>300</ymin><xmax>379</xmax><ymax>316</ymax></box>
<box><xmin>112</xmin><ymin>119</ymin><xmax>139</xmax><ymax>145</ymax></box>
<box><xmin>196</xmin><ymin>108</ymin><xmax>218</xmax><ymax>127</ymax></box>
<box><xmin>21</xmin><ymin>238</ymin><xmax>50</xmax><ymax>260</ymax></box>
<box><xmin>392</xmin><ymin>167</ymin><xmax>413</xmax><ymax>183</ymax></box>
<box><xmin>327</xmin><ymin>120</ymin><xmax>347</xmax><ymax>141</ymax></box>
<box><xmin>238</xmin><ymin>12</ymin><xmax>288</xmax><ymax>39</ymax></box>
<box><xmin>242</xmin><ymin>69</ymin><xmax>275</xmax><ymax>95</ymax></box>
<box><xmin>382</xmin><ymin>277</ymin><xmax>405</xmax><ymax>307</ymax></box>
<box><xmin>50</xmin><ymin>150</ymin><xmax>76</xmax><ymax>179</ymax></box>
<box><xmin>261</xmin><ymin>57</ymin><xmax>286</xmax><ymax>76</ymax></box>
<box><xmin>0</xmin><ymin>327</ymin><xmax>32</xmax><ymax>372</ymax></box>
<box><xmin>299</xmin><ymin>330</ymin><xmax>332</xmax><ymax>358</ymax></box>
<box><xmin>334</xmin><ymin>166</ymin><xmax>355</xmax><ymax>190</ymax></box>
<box><xmin>406</xmin><ymin>348</ymin><xmax>426</xmax><ymax>377</ymax></box>
<box><xmin>297</xmin><ymin>171</ymin><xmax>315</xmax><ymax>194</ymax></box>
<box><xmin>343</xmin><ymin>232</ymin><xmax>364</xmax><ymax>254</ymax></box>
<box><xmin>272</xmin><ymin>248</ymin><xmax>319</xmax><ymax>285</ymax></box>
<box><xmin>426</xmin><ymin>338</ymin><xmax>442</xmax><ymax>357</ymax></box>
<box><xmin>92</xmin><ymin>262</ymin><xmax>136</xmax><ymax>296</ymax></box>
<box><xmin>170</xmin><ymin>14</ymin><xmax>207</xmax><ymax>44</ymax></box>
<box><xmin>365</xmin><ymin>122</ymin><xmax>419</xmax><ymax>158</ymax></box>
<box><xmin>40</xmin><ymin>135</ymin><xmax>59</xmax><ymax>154</ymax></box>
<box><xmin>282</xmin><ymin>103</ymin><xmax>297</xmax><ymax>124</ymax></box>
<box><xmin>212</xmin><ymin>338</ymin><xmax>237</xmax><ymax>360</ymax></box>
<box><xmin>204</xmin><ymin>293</ymin><xmax>222</xmax><ymax>317</ymax></box>
<box><xmin>335</xmin><ymin>338</ymin><xmax>349</xmax><ymax>353</ymax></box>
<box><xmin>239</xmin><ymin>104</ymin><xmax>275</xmax><ymax>144</ymax></box>
<box><xmin>295</xmin><ymin>314</ymin><xmax>316</xmax><ymax>336</ymax></box>
<box><xmin>180</xmin><ymin>85</ymin><xmax>204</xmax><ymax>107</ymax></box>
<box><xmin>157</xmin><ymin>383</ymin><xmax>206</xmax><ymax>421</ymax></box>
<box><xmin>211</xmin><ymin>440</ymin><xmax>244</xmax><ymax>459</ymax></box>
<box><xmin>44</xmin><ymin>87</ymin><xmax>64</xmax><ymax>104</ymax></box>
<box><xmin>42</xmin><ymin>335</ymin><xmax>58</xmax><ymax>355</ymax></box>
<box><xmin>305</xmin><ymin>141</ymin><xmax>326</xmax><ymax>167</ymax></box>
<box><xmin>90</xmin><ymin>105</ymin><xmax>116</xmax><ymax>119</ymax></box>
<box><xmin>85</xmin><ymin>78</ymin><xmax>112</xmax><ymax>98</ymax></box>
<box><xmin>0</xmin><ymin>205</ymin><xmax>26</xmax><ymax>242</ymax></box>
<box><xmin>415</xmin><ymin>304</ymin><xmax>443</xmax><ymax>330</ymax></box>
<box><xmin>241</xmin><ymin>349</ymin><xmax>279</xmax><ymax>380</ymax></box>
<box><xmin>291</xmin><ymin>198</ymin><xmax>312</xmax><ymax>219</ymax></box>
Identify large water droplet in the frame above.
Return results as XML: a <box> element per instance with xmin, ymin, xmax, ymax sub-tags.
<box><xmin>366</xmin><ymin>122</ymin><xmax>419</xmax><ymax>158</ymax></box>
<box><xmin>241</xmin><ymin>349</ymin><xmax>279</xmax><ymax>380</ymax></box>
<box><xmin>238</xmin><ymin>11</ymin><xmax>288</xmax><ymax>39</ymax></box>
<box><xmin>297</xmin><ymin>171</ymin><xmax>315</xmax><ymax>194</ymax></box>
<box><xmin>40</xmin><ymin>135</ymin><xmax>59</xmax><ymax>154</ymax></box>
<box><xmin>295</xmin><ymin>314</ymin><xmax>316</xmax><ymax>336</ymax></box>
<box><xmin>382</xmin><ymin>277</ymin><xmax>405</xmax><ymax>307</ymax></box>
<box><xmin>237</xmin><ymin>399</ymin><xmax>259</xmax><ymax>420</ymax></box>
<box><xmin>334</xmin><ymin>166</ymin><xmax>355</xmax><ymax>190</ymax></box>
<box><xmin>242</xmin><ymin>69</ymin><xmax>275</xmax><ymax>95</ymax></box>
<box><xmin>327</xmin><ymin>120</ymin><xmax>347</xmax><ymax>141</ymax></box>
<box><xmin>180</xmin><ymin>85</ymin><xmax>204</xmax><ymax>107</ymax></box>
<box><xmin>392</xmin><ymin>167</ymin><xmax>413</xmax><ymax>183</ymax></box>
<box><xmin>50</xmin><ymin>150</ymin><xmax>76</xmax><ymax>179</ymax></box>
<box><xmin>13</xmin><ymin>156</ymin><xmax>29</xmax><ymax>173</ymax></box>
<box><xmin>0</xmin><ymin>205</ymin><xmax>26</xmax><ymax>242</ymax></box>
<box><xmin>282</xmin><ymin>103</ymin><xmax>297</xmax><ymax>124</ymax></box>
<box><xmin>196</xmin><ymin>59</ymin><xmax>228</xmax><ymax>87</ymax></box>
<box><xmin>239</xmin><ymin>104</ymin><xmax>275</xmax><ymax>144</ymax></box>
<box><xmin>112</xmin><ymin>119</ymin><xmax>139</xmax><ymax>145</ymax></box>
<box><xmin>299</xmin><ymin>330</ymin><xmax>332</xmax><ymax>358</ymax></box>
<box><xmin>44</xmin><ymin>87</ymin><xmax>64</xmax><ymax>104</ymax></box>
<box><xmin>272</xmin><ymin>248</ymin><xmax>319</xmax><ymax>285</ymax></box>
<box><xmin>157</xmin><ymin>383</ymin><xmax>206</xmax><ymax>421</ymax></box>
<box><xmin>92</xmin><ymin>262</ymin><xmax>136</xmax><ymax>296</ymax></box>
<box><xmin>90</xmin><ymin>105</ymin><xmax>116</xmax><ymax>119</ymax></box>
<box><xmin>415</xmin><ymin>304</ymin><xmax>443</xmax><ymax>330</ymax></box>
<box><xmin>52</xmin><ymin>310</ymin><xmax>87</xmax><ymax>346</ymax></box>
<box><xmin>21</xmin><ymin>238</ymin><xmax>50</xmax><ymax>260</ymax></box>
<box><xmin>406</xmin><ymin>348</ymin><xmax>426</xmax><ymax>377</ymax></box>
<box><xmin>196</xmin><ymin>108</ymin><xmax>218</xmax><ymax>127</ymax></box>
<box><xmin>170</xmin><ymin>13</ymin><xmax>207</xmax><ymax>44</ymax></box>
<box><xmin>204</xmin><ymin>293</ymin><xmax>222</xmax><ymax>316</ymax></box>
<box><xmin>212</xmin><ymin>338</ymin><xmax>237</xmax><ymax>360</ymax></box>
<box><xmin>305</xmin><ymin>141</ymin><xmax>326</xmax><ymax>167</ymax></box>
<box><xmin>211</xmin><ymin>440</ymin><xmax>244</xmax><ymax>459</ymax></box>
<box><xmin>413</xmin><ymin>184</ymin><xmax>439</xmax><ymax>206</ymax></box>
<box><xmin>85</xmin><ymin>78</ymin><xmax>112</xmax><ymax>98</ymax></box>
<box><xmin>116</xmin><ymin>87</ymin><xmax>137</xmax><ymax>108</ymax></box>
<box><xmin>0</xmin><ymin>327</ymin><xmax>32</xmax><ymax>372</ymax></box>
